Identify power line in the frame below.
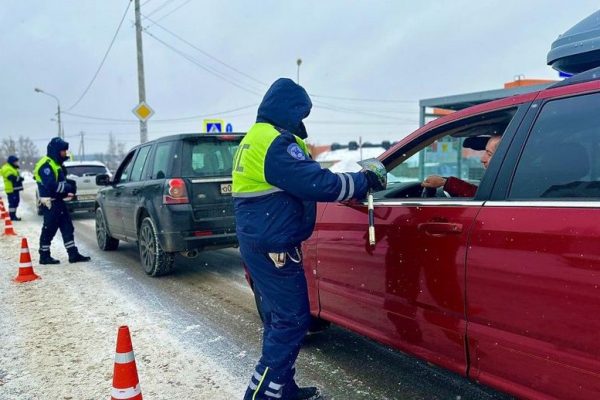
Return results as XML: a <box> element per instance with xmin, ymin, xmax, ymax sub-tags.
<box><xmin>144</xmin><ymin>15</ymin><xmax>268</xmax><ymax>87</ymax></box>
<box><xmin>143</xmin><ymin>29</ymin><xmax>264</xmax><ymax>96</ymax></box>
<box><xmin>142</xmin><ymin>13</ymin><xmax>419</xmax><ymax>107</ymax></box>
<box><xmin>144</xmin><ymin>0</ymin><xmax>193</xmax><ymax>27</ymax></box>
<box><xmin>143</xmin><ymin>0</ymin><xmax>174</xmax><ymax>18</ymax></box>
<box><xmin>65</xmin><ymin>1</ymin><xmax>132</xmax><ymax>111</ymax></box>
<box><xmin>308</xmin><ymin>120</ymin><xmax>415</xmax><ymax>126</ymax></box>
<box><xmin>62</xmin><ymin>103</ymin><xmax>258</xmax><ymax>123</ymax></box>
<box><xmin>313</xmin><ymin>101</ymin><xmax>416</xmax><ymax>122</ymax></box>
<box><xmin>310</xmin><ymin>94</ymin><xmax>416</xmax><ymax>103</ymax></box>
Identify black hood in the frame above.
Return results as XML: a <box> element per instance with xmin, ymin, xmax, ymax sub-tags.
<box><xmin>7</xmin><ymin>155</ymin><xmax>19</xmax><ymax>167</ymax></box>
<box><xmin>256</xmin><ymin>78</ymin><xmax>312</xmax><ymax>139</ymax></box>
<box><xmin>47</xmin><ymin>137</ymin><xmax>69</xmax><ymax>164</ymax></box>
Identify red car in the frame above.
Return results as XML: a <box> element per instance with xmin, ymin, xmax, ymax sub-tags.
<box><xmin>300</xmin><ymin>67</ymin><xmax>600</xmax><ymax>399</ymax></box>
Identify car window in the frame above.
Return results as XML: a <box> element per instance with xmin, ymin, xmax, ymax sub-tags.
<box><xmin>116</xmin><ymin>151</ymin><xmax>136</xmax><ymax>183</ymax></box>
<box><xmin>65</xmin><ymin>165</ymin><xmax>108</xmax><ymax>177</ymax></box>
<box><xmin>150</xmin><ymin>142</ymin><xmax>173</xmax><ymax>180</ymax></box>
<box><xmin>129</xmin><ymin>145</ymin><xmax>152</xmax><ymax>182</ymax></box>
<box><xmin>181</xmin><ymin>137</ymin><xmax>241</xmax><ymax>177</ymax></box>
<box><xmin>509</xmin><ymin>92</ymin><xmax>600</xmax><ymax>199</ymax></box>
<box><xmin>387</xmin><ymin>136</ymin><xmax>485</xmax><ymax>185</ymax></box>
<box><xmin>380</xmin><ymin>107</ymin><xmax>518</xmax><ymax>199</ymax></box>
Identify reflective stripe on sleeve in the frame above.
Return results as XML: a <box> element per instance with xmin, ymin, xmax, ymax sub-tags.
<box><xmin>344</xmin><ymin>173</ymin><xmax>355</xmax><ymax>200</ymax></box>
<box><xmin>335</xmin><ymin>173</ymin><xmax>347</xmax><ymax>201</ymax></box>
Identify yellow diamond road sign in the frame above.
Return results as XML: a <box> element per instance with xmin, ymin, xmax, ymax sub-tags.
<box><xmin>132</xmin><ymin>101</ymin><xmax>154</xmax><ymax>122</ymax></box>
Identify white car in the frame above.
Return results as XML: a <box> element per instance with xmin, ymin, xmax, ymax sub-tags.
<box><xmin>36</xmin><ymin>160</ymin><xmax>111</xmax><ymax>215</ymax></box>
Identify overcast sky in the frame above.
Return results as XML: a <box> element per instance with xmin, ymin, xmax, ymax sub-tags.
<box><xmin>1</xmin><ymin>0</ymin><xmax>598</xmax><ymax>157</ymax></box>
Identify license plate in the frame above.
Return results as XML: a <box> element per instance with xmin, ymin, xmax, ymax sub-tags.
<box><xmin>220</xmin><ymin>183</ymin><xmax>232</xmax><ymax>195</ymax></box>
<box><xmin>77</xmin><ymin>195</ymin><xmax>96</xmax><ymax>201</ymax></box>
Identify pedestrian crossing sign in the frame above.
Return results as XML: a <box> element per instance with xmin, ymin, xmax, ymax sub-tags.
<box><xmin>203</xmin><ymin>119</ymin><xmax>225</xmax><ymax>133</ymax></box>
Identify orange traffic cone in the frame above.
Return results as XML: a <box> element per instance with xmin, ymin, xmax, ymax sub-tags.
<box><xmin>14</xmin><ymin>238</ymin><xmax>40</xmax><ymax>283</ymax></box>
<box><xmin>4</xmin><ymin>216</ymin><xmax>16</xmax><ymax>236</ymax></box>
<box><xmin>111</xmin><ymin>326</ymin><xmax>143</xmax><ymax>400</ymax></box>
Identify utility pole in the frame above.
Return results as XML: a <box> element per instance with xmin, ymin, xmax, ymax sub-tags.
<box><xmin>134</xmin><ymin>0</ymin><xmax>148</xmax><ymax>143</ymax></box>
<box><xmin>79</xmin><ymin>131</ymin><xmax>85</xmax><ymax>161</ymax></box>
<box><xmin>296</xmin><ymin>58</ymin><xmax>302</xmax><ymax>84</ymax></box>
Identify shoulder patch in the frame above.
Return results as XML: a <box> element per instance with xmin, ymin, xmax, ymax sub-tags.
<box><xmin>287</xmin><ymin>143</ymin><xmax>306</xmax><ymax>160</ymax></box>
<box><xmin>43</xmin><ymin>167</ymin><xmax>52</xmax><ymax>175</ymax></box>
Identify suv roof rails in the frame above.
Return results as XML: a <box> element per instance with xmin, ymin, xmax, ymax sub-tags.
<box><xmin>548</xmin><ymin>66</ymin><xmax>600</xmax><ymax>89</ymax></box>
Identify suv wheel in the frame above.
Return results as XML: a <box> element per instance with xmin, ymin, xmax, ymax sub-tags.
<box><xmin>95</xmin><ymin>208</ymin><xmax>119</xmax><ymax>251</ymax></box>
<box><xmin>138</xmin><ymin>216</ymin><xmax>174</xmax><ymax>276</ymax></box>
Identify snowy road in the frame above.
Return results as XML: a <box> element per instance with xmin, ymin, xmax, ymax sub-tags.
<box><xmin>0</xmin><ymin>186</ymin><xmax>510</xmax><ymax>399</ymax></box>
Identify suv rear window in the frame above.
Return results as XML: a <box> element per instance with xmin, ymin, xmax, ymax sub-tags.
<box><xmin>66</xmin><ymin>165</ymin><xmax>107</xmax><ymax>177</ymax></box>
<box><xmin>181</xmin><ymin>136</ymin><xmax>242</xmax><ymax>177</ymax></box>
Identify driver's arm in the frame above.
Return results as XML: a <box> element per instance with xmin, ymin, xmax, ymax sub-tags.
<box><xmin>444</xmin><ymin>177</ymin><xmax>477</xmax><ymax>197</ymax></box>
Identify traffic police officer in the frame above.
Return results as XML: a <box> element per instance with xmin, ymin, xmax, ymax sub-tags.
<box><xmin>233</xmin><ymin>78</ymin><xmax>385</xmax><ymax>400</ymax></box>
<box><xmin>34</xmin><ymin>137</ymin><xmax>90</xmax><ymax>264</ymax></box>
<box><xmin>1</xmin><ymin>155</ymin><xmax>24</xmax><ymax>220</ymax></box>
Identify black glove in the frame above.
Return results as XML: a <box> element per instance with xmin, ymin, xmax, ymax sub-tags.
<box><xmin>363</xmin><ymin>170</ymin><xmax>385</xmax><ymax>192</ymax></box>
<box><xmin>66</xmin><ymin>178</ymin><xmax>77</xmax><ymax>194</ymax></box>
<box><xmin>17</xmin><ymin>176</ymin><xmax>24</xmax><ymax>183</ymax></box>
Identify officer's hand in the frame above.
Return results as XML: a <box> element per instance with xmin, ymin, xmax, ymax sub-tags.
<box><xmin>363</xmin><ymin>170</ymin><xmax>386</xmax><ymax>192</ymax></box>
<box><xmin>66</xmin><ymin>179</ymin><xmax>77</xmax><ymax>194</ymax></box>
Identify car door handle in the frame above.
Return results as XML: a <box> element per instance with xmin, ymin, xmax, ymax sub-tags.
<box><xmin>132</xmin><ymin>189</ymin><xmax>140</xmax><ymax>195</ymax></box>
<box><xmin>417</xmin><ymin>222</ymin><xmax>463</xmax><ymax>236</ymax></box>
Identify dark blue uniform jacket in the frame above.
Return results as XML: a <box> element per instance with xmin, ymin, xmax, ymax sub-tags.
<box><xmin>37</xmin><ymin>138</ymin><xmax>74</xmax><ymax>199</ymax></box>
<box><xmin>234</xmin><ymin>78</ymin><xmax>368</xmax><ymax>253</ymax></box>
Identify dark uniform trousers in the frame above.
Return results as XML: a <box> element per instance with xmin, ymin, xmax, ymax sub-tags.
<box><xmin>39</xmin><ymin>200</ymin><xmax>75</xmax><ymax>255</ymax></box>
<box><xmin>7</xmin><ymin>192</ymin><xmax>20</xmax><ymax>218</ymax></box>
<box><xmin>241</xmin><ymin>243</ymin><xmax>312</xmax><ymax>399</ymax></box>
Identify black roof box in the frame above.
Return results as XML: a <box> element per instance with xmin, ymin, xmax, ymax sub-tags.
<box><xmin>547</xmin><ymin>10</ymin><xmax>600</xmax><ymax>74</ymax></box>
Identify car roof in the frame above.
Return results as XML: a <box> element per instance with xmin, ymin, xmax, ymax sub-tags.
<box><xmin>126</xmin><ymin>132</ymin><xmax>246</xmax><ymax>152</ymax></box>
<box><xmin>381</xmin><ymin>71</ymin><xmax>600</xmax><ymax>161</ymax></box>
<box><xmin>64</xmin><ymin>160</ymin><xmax>108</xmax><ymax>167</ymax></box>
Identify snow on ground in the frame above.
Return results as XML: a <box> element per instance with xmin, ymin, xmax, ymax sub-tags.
<box><xmin>0</xmin><ymin>192</ymin><xmax>246</xmax><ymax>399</ymax></box>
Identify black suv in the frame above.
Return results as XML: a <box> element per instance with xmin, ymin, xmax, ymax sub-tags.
<box><xmin>94</xmin><ymin>133</ymin><xmax>243</xmax><ymax>276</ymax></box>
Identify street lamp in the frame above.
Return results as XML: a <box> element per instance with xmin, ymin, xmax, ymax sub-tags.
<box><xmin>34</xmin><ymin>87</ymin><xmax>63</xmax><ymax>138</ymax></box>
<box><xmin>296</xmin><ymin>58</ymin><xmax>302</xmax><ymax>84</ymax></box>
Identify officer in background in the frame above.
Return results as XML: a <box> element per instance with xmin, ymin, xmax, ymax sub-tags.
<box><xmin>233</xmin><ymin>78</ymin><xmax>385</xmax><ymax>400</ymax></box>
<box><xmin>1</xmin><ymin>155</ymin><xmax>24</xmax><ymax>220</ymax></box>
<box><xmin>33</xmin><ymin>137</ymin><xmax>90</xmax><ymax>264</ymax></box>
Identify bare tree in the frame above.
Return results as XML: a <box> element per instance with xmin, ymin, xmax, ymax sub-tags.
<box><xmin>0</xmin><ymin>137</ymin><xmax>17</xmax><ymax>163</ymax></box>
<box><xmin>17</xmin><ymin>136</ymin><xmax>39</xmax><ymax>170</ymax></box>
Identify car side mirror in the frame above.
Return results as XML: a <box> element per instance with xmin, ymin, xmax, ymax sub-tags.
<box><xmin>96</xmin><ymin>174</ymin><xmax>111</xmax><ymax>186</ymax></box>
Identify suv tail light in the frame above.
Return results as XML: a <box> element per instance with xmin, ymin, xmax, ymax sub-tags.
<box><xmin>163</xmin><ymin>178</ymin><xmax>189</xmax><ymax>204</ymax></box>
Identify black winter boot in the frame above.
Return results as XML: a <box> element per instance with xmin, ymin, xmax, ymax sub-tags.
<box><xmin>39</xmin><ymin>253</ymin><xmax>60</xmax><ymax>265</ymax></box>
<box><xmin>286</xmin><ymin>381</ymin><xmax>323</xmax><ymax>400</ymax></box>
<box><xmin>9</xmin><ymin>212</ymin><xmax>21</xmax><ymax>221</ymax></box>
<box><xmin>68</xmin><ymin>252</ymin><xmax>91</xmax><ymax>263</ymax></box>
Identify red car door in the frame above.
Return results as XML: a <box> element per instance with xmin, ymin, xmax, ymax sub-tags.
<box><xmin>466</xmin><ymin>88</ymin><xmax>600</xmax><ymax>399</ymax></box>
<box><xmin>316</xmin><ymin>200</ymin><xmax>478</xmax><ymax>373</ymax></box>
<box><xmin>314</xmin><ymin>105</ymin><xmax>524</xmax><ymax>374</ymax></box>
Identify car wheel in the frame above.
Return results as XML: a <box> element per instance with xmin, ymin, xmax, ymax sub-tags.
<box><xmin>95</xmin><ymin>208</ymin><xmax>119</xmax><ymax>251</ymax></box>
<box><xmin>138</xmin><ymin>217</ymin><xmax>174</xmax><ymax>277</ymax></box>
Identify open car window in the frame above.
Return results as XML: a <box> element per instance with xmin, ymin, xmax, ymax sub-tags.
<box><xmin>376</xmin><ymin>107</ymin><xmax>518</xmax><ymax>200</ymax></box>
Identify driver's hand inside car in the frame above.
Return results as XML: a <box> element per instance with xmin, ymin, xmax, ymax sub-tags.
<box><xmin>422</xmin><ymin>175</ymin><xmax>447</xmax><ymax>188</ymax></box>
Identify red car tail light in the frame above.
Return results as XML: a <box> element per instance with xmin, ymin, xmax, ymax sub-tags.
<box><xmin>163</xmin><ymin>178</ymin><xmax>189</xmax><ymax>204</ymax></box>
